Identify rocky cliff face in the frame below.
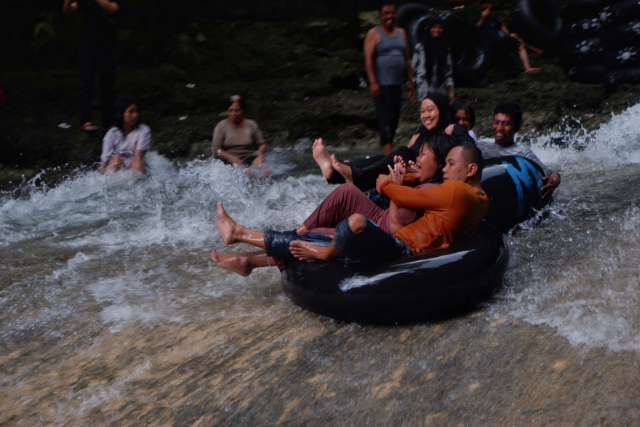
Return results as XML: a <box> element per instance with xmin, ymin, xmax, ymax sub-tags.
<box><xmin>2</xmin><ymin>1</ymin><xmax>640</xmax><ymax>188</ymax></box>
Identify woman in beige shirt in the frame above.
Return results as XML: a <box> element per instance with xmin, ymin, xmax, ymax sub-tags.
<box><xmin>212</xmin><ymin>95</ymin><xmax>267</xmax><ymax>167</ymax></box>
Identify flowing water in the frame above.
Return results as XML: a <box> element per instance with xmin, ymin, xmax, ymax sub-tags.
<box><xmin>2</xmin><ymin>108</ymin><xmax>640</xmax><ymax>426</ymax></box>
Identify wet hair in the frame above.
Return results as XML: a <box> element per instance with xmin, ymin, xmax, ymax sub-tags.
<box><xmin>419</xmin><ymin>133</ymin><xmax>459</xmax><ymax>184</ymax></box>
<box><xmin>225</xmin><ymin>94</ymin><xmax>245</xmax><ymax>110</ymax></box>
<box><xmin>114</xmin><ymin>98</ymin><xmax>139</xmax><ymax>131</ymax></box>
<box><xmin>450</xmin><ymin>100</ymin><xmax>476</xmax><ymax>129</ymax></box>
<box><xmin>494</xmin><ymin>101</ymin><xmax>523</xmax><ymax>127</ymax></box>
<box><xmin>458</xmin><ymin>145</ymin><xmax>484</xmax><ymax>177</ymax></box>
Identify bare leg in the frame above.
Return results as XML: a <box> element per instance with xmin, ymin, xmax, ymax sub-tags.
<box><xmin>519</xmin><ymin>45</ymin><xmax>541</xmax><ymax>72</ymax></box>
<box><xmin>211</xmin><ymin>250</ymin><xmax>275</xmax><ymax>277</ymax></box>
<box><xmin>290</xmin><ymin>213</ymin><xmax>365</xmax><ymax>261</ymax></box>
<box><xmin>330</xmin><ymin>154</ymin><xmax>354</xmax><ymax>185</ymax></box>
<box><xmin>312</xmin><ymin>138</ymin><xmax>334</xmax><ymax>180</ymax></box>
<box><xmin>216</xmin><ymin>201</ymin><xmax>266</xmax><ymax>249</ymax></box>
<box><xmin>382</xmin><ymin>142</ymin><xmax>393</xmax><ymax>156</ymax></box>
<box><xmin>296</xmin><ymin>224</ymin><xmax>308</xmax><ymax>235</ymax></box>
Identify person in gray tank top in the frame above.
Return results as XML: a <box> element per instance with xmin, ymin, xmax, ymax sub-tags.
<box><xmin>364</xmin><ymin>2</ymin><xmax>416</xmax><ymax>155</ymax></box>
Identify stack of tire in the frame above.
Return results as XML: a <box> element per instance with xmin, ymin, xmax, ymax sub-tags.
<box><xmin>560</xmin><ymin>0</ymin><xmax>607</xmax><ymax>83</ymax></box>
<box><xmin>396</xmin><ymin>3</ymin><xmax>491</xmax><ymax>85</ymax></box>
<box><xmin>601</xmin><ymin>0</ymin><xmax>640</xmax><ymax>87</ymax></box>
<box><xmin>512</xmin><ymin>0</ymin><xmax>563</xmax><ymax>52</ymax></box>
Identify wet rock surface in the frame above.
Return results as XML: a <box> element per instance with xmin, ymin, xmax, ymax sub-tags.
<box><xmin>3</xmin><ymin>14</ymin><xmax>640</xmax><ymax>190</ymax></box>
<box><xmin>2</xmin><ymin>299</ymin><xmax>639</xmax><ymax>426</ymax></box>
<box><xmin>3</xmin><ymin>8</ymin><xmax>640</xmax><ymax>426</ymax></box>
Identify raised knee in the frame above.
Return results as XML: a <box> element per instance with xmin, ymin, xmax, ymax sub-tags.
<box><xmin>348</xmin><ymin>213</ymin><xmax>366</xmax><ymax>233</ymax></box>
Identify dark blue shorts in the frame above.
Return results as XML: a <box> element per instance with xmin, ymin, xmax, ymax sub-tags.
<box><xmin>333</xmin><ymin>218</ymin><xmax>411</xmax><ymax>262</ymax></box>
<box><xmin>264</xmin><ymin>218</ymin><xmax>411</xmax><ymax>263</ymax></box>
<box><xmin>264</xmin><ymin>230</ymin><xmax>333</xmax><ymax>262</ymax></box>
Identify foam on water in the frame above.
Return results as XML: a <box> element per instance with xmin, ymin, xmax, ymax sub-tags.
<box><xmin>0</xmin><ymin>151</ymin><xmax>333</xmax><ymax>337</ymax></box>
<box><xmin>488</xmin><ymin>103</ymin><xmax>640</xmax><ymax>351</ymax></box>
<box><xmin>3</xmin><ymin>108</ymin><xmax>640</xmax><ymax>350</ymax></box>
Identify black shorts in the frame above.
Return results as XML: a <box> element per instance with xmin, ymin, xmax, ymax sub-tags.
<box><xmin>264</xmin><ymin>219</ymin><xmax>411</xmax><ymax>264</ymax></box>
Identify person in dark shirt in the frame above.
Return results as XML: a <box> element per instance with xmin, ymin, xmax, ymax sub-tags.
<box><xmin>474</xmin><ymin>0</ymin><xmax>542</xmax><ymax>73</ymax></box>
<box><xmin>364</xmin><ymin>1</ymin><xmax>415</xmax><ymax>156</ymax></box>
<box><xmin>63</xmin><ymin>0</ymin><xmax>120</xmax><ymax>132</ymax></box>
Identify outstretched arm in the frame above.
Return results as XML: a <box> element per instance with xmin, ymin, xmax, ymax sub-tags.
<box><xmin>541</xmin><ymin>173</ymin><xmax>561</xmax><ymax>203</ymax></box>
<box><xmin>476</xmin><ymin>6</ymin><xmax>491</xmax><ymax>27</ymax></box>
<box><xmin>380</xmin><ymin>180</ymin><xmax>452</xmax><ymax>211</ymax></box>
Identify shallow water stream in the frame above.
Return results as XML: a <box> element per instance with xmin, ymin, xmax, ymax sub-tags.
<box><xmin>2</xmin><ymin>107</ymin><xmax>640</xmax><ymax>426</ymax></box>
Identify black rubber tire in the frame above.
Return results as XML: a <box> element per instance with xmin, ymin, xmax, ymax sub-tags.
<box><xmin>561</xmin><ymin>37</ymin><xmax>603</xmax><ymax>65</ymax></box>
<box><xmin>280</xmin><ymin>221</ymin><xmax>509</xmax><ymax>324</ymax></box>
<box><xmin>407</xmin><ymin>13</ymin><xmax>439</xmax><ymax>54</ymax></box>
<box><xmin>602</xmin><ymin>20</ymin><xmax>640</xmax><ymax>50</ymax></box>
<box><xmin>481</xmin><ymin>156</ymin><xmax>545</xmax><ymax>233</ymax></box>
<box><xmin>563</xmin><ymin>18</ymin><xmax>601</xmax><ymax>39</ymax></box>
<box><xmin>396</xmin><ymin>3</ymin><xmax>434</xmax><ymax>32</ymax></box>
<box><xmin>566</xmin><ymin>63</ymin><xmax>607</xmax><ymax>83</ymax></box>
<box><xmin>602</xmin><ymin>46</ymin><xmax>640</xmax><ymax>70</ymax></box>
<box><xmin>439</xmin><ymin>12</ymin><xmax>491</xmax><ymax>84</ymax></box>
<box><xmin>606</xmin><ymin>66</ymin><xmax>640</xmax><ymax>85</ymax></box>
<box><xmin>513</xmin><ymin>0</ymin><xmax>563</xmax><ymax>49</ymax></box>
<box><xmin>561</xmin><ymin>0</ymin><xmax>603</xmax><ymax>24</ymax></box>
<box><xmin>600</xmin><ymin>0</ymin><xmax>640</xmax><ymax>28</ymax></box>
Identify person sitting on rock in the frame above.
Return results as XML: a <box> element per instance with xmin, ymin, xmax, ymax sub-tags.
<box><xmin>210</xmin><ymin>145</ymin><xmax>488</xmax><ymax>277</ymax></box>
<box><xmin>474</xmin><ymin>0</ymin><xmax>542</xmax><ymax>73</ymax></box>
<box><xmin>477</xmin><ymin>101</ymin><xmax>560</xmax><ymax>203</ymax></box>
<box><xmin>100</xmin><ymin>98</ymin><xmax>150</xmax><ymax>174</ymax></box>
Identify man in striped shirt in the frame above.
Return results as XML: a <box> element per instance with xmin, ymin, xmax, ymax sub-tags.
<box><xmin>477</xmin><ymin>101</ymin><xmax>561</xmax><ymax>203</ymax></box>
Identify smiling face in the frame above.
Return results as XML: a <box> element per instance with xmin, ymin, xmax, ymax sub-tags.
<box><xmin>421</xmin><ymin>98</ymin><xmax>441</xmax><ymax>131</ymax></box>
<box><xmin>414</xmin><ymin>144</ymin><xmax>440</xmax><ymax>183</ymax></box>
<box><xmin>443</xmin><ymin>146</ymin><xmax>471</xmax><ymax>183</ymax></box>
<box><xmin>430</xmin><ymin>23</ymin><xmax>444</xmax><ymax>38</ymax></box>
<box><xmin>492</xmin><ymin>113</ymin><xmax>519</xmax><ymax>147</ymax></box>
<box><xmin>379</xmin><ymin>5</ymin><xmax>397</xmax><ymax>30</ymax></box>
<box><xmin>227</xmin><ymin>101</ymin><xmax>245</xmax><ymax>125</ymax></box>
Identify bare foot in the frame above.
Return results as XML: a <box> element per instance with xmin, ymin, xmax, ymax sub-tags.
<box><xmin>330</xmin><ymin>154</ymin><xmax>354</xmax><ymax>184</ymax></box>
<box><xmin>312</xmin><ymin>138</ymin><xmax>334</xmax><ymax>180</ymax></box>
<box><xmin>525</xmin><ymin>67</ymin><xmax>542</xmax><ymax>73</ymax></box>
<box><xmin>289</xmin><ymin>241</ymin><xmax>335</xmax><ymax>261</ymax></box>
<box><xmin>216</xmin><ymin>201</ymin><xmax>238</xmax><ymax>245</ymax></box>
<box><xmin>211</xmin><ymin>250</ymin><xmax>252</xmax><ymax>276</ymax></box>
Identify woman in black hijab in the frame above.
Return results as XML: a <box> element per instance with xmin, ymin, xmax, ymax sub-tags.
<box><xmin>412</xmin><ymin>18</ymin><xmax>455</xmax><ymax>101</ymax></box>
<box><xmin>314</xmin><ymin>91</ymin><xmax>473</xmax><ymax>192</ymax></box>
